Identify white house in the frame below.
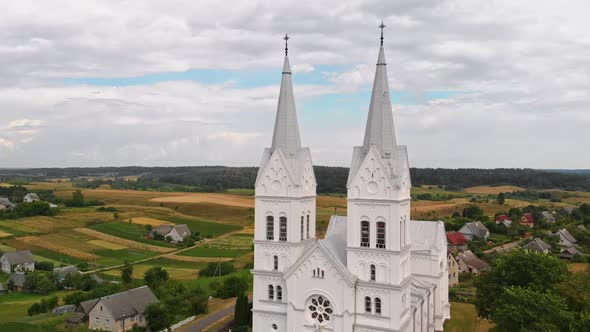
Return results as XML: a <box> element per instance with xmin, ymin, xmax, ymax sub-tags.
<box><xmin>458</xmin><ymin>221</ymin><xmax>489</xmax><ymax>241</ymax></box>
<box><xmin>87</xmin><ymin>286</ymin><xmax>158</xmax><ymax>331</ymax></box>
<box><xmin>23</xmin><ymin>193</ymin><xmax>40</xmax><ymax>203</ymax></box>
<box><xmin>1</xmin><ymin>250</ymin><xmax>35</xmax><ymax>274</ymax></box>
<box><xmin>555</xmin><ymin>228</ymin><xmax>577</xmax><ymax>248</ymax></box>
<box><xmin>522</xmin><ymin>238</ymin><xmax>552</xmax><ymax>254</ymax></box>
<box><xmin>251</xmin><ymin>29</ymin><xmax>450</xmax><ymax>332</ymax></box>
<box><xmin>0</xmin><ymin>197</ymin><xmax>14</xmax><ymax>210</ymax></box>
<box><xmin>149</xmin><ymin>224</ymin><xmax>191</xmax><ymax>242</ymax></box>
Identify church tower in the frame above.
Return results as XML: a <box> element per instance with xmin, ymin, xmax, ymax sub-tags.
<box><xmin>252</xmin><ymin>35</ymin><xmax>317</xmax><ymax>332</ymax></box>
<box><xmin>346</xmin><ymin>23</ymin><xmax>413</xmax><ymax>331</ymax></box>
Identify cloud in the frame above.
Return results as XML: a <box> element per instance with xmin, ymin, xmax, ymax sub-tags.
<box><xmin>0</xmin><ymin>0</ymin><xmax>589</xmax><ymax>168</ymax></box>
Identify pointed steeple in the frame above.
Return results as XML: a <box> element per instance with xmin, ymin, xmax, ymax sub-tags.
<box><xmin>362</xmin><ymin>23</ymin><xmax>397</xmax><ymax>157</ymax></box>
<box><xmin>271</xmin><ymin>34</ymin><xmax>301</xmax><ymax>156</ymax></box>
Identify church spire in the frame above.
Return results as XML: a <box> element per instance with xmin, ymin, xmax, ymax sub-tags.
<box><xmin>362</xmin><ymin>22</ymin><xmax>397</xmax><ymax>157</ymax></box>
<box><xmin>271</xmin><ymin>34</ymin><xmax>301</xmax><ymax>156</ymax></box>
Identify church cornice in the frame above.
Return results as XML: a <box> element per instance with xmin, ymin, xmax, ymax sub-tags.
<box><xmin>347</xmin><ymin>245</ymin><xmax>411</xmax><ymax>256</ymax></box>
<box><xmin>251</xmin><ymin>269</ymin><xmax>284</xmax><ymax>278</ymax></box>
<box><xmin>347</xmin><ymin>197</ymin><xmax>411</xmax><ymax>204</ymax></box>
<box><xmin>254</xmin><ymin>238</ymin><xmax>315</xmax><ymax>247</ymax></box>
<box><xmin>357</xmin><ymin>275</ymin><xmax>412</xmax><ymax>290</ymax></box>
<box><xmin>255</xmin><ymin>194</ymin><xmax>317</xmax><ymax>200</ymax></box>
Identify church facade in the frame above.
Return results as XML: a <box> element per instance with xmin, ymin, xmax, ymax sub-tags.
<box><xmin>251</xmin><ymin>30</ymin><xmax>450</xmax><ymax>332</ymax></box>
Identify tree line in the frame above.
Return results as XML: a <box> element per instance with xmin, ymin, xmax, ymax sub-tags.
<box><xmin>2</xmin><ymin>166</ymin><xmax>590</xmax><ymax>193</ymax></box>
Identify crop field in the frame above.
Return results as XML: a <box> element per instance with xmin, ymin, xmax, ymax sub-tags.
<box><xmin>74</xmin><ymin>227</ymin><xmax>175</xmax><ymax>253</ymax></box>
<box><xmin>0</xmin><ymin>230</ymin><xmax>12</xmax><ymax>237</ymax></box>
<box><xmin>87</xmin><ymin>239</ymin><xmax>128</xmax><ymax>250</ymax></box>
<box><xmin>158</xmin><ymin>202</ymin><xmax>254</xmax><ymax>226</ymax></box>
<box><xmin>129</xmin><ymin>216</ymin><xmax>172</xmax><ymax>227</ymax></box>
<box><xmin>87</xmin><ymin>221</ymin><xmax>175</xmax><ymax>247</ymax></box>
<box><xmin>103</xmin><ymin>263</ymin><xmax>199</xmax><ymax>280</ymax></box>
<box><xmin>177</xmin><ymin>234</ymin><xmax>252</xmax><ymax>258</ymax></box>
<box><xmin>16</xmin><ymin>236</ymin><xmax>99</xmax><ymax>260</ymax></box>
<box><xmin>464</xmin><ymin>185</ymin><xmax>525</xmax><ymax>194</ymax></box>
<box><xmin>150</xmin><ymin>192</ymin><xmax>254</xmax><ymax>208</ymax></box>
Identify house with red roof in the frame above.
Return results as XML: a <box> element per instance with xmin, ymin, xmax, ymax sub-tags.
<box><xmin>495</xmin><ymin>214</ymin><xmax>512</xmax><ymax>227</ymax></box>
<box><xmin>447</xmin><ymin>232</ymin><xmax>468</xmax><ymax>251</ymax></box>
<box><xmin>521</xmin><ymin>213</ymin><xmax>535</xmax><ymax>227</ymax></box>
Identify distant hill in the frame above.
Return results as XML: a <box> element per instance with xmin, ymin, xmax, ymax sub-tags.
<box><xmin>1</xmin><ymin>166</ymin><xmax>589</xmax><ymax>193</ymax></box>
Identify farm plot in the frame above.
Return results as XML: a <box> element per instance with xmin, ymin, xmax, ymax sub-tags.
<box><xmin>16</xmin><ymin>236</ymin><xmax>99</xmax><ymax>260</ymax></box>
<box><xmin>157</xmin><ymin>202</ymin><xmax>253</xmax><ymax>226</ymax></box>
<box><xmin>159</xmin><ymin>216</ymin><xmax>241</xmax><ymax>238</ymax></box>
<box><xmin>94</xmin><ymin>248</ymin><xmax>157</xmax><ymax>267</ymax></box>
<box><xmin>74</xmin><ymin>227</ymin><xmax>175</xmax><ymax>253</ymax></box>
<box><xmin>0</xmin><ymin>221</ymin><xmax>40</xmax><ymax>236</ymax></box>
<box><xmin>128</xmin><ymin>217</ymin><xmax>172</xmax><ymax>227</ymax></box>
<box><xmin>87</xmin><ymin>221</ymin><xmax>175</xmax><ymax>248</ymax></box>
<box><xmin>0</xmin><ymin>230</ymin><xmax>12</xmax><ymax>238</ymax></box>
<box><xmin>102</xmin><ymin>263</ymin><xmax>198</xmax><ymax>281</ymax></box>
<box><xmin>177</xmin><ymin>234</ymin><xmax>252</xmax><ymax>258</ymax></box>
<box><xmin>87</xmin><ymin>240</ymin><xmax>127</xmax><ymax>250</ymax></box>
<box><xmin>3</xmin><ymin>238</ymin><xmax>86</xmax><ymax>265</ymax></box>
<box><xmin>150</xmin><ymin>192</ymin><xmax>254</xmax><ymax>208</ymax></box>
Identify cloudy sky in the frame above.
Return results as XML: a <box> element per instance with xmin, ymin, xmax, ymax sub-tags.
<box><xmin>1</xmin><ymin>0</ymin><xmax>589</xmax><ymax>169</ymax></box>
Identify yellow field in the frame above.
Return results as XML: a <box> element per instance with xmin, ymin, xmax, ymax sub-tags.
<box><xmin>103</xmin><ymin>264</ymin><xmax>198</xmax><ymax>280</ymax></box>
<box><xmin>569</xmin><ymin>263</ymin><xmax>589</xmax><ymax>273</ymax></box>
<box><xmin>17</xmin><ymin>235</ymin><xmax>99</xmax><ymax>260</ymax></box>
<box><xmin>87</xmin><ymin>239</ymin><xmax>128</xmax><ymax>250</ymax></box>
<box><xmin>464</xmin><ymin>185</ymin><xmax>525</xmax><ymax>194</ymax></box>
<box><xmin>130</xmin><ymin>217</ymin><xmax>172</xmax><ymax>227</ymax></box>
<box><xmin>0</xmin><ymin>230</ymin><xmax>12</xmax><ymax>238</ymax></box>
<box><xmin>163</xmin><ymin>254</ymin><xmax>233</xmax><ymax>263</ymax></box>
<box><xmin>150</xmin><ymin>193</ymin><xmax>254</xmax><ymax>208</ymax></box>
<box><xmin>74</xmin><ymin>228</ymin><xmax>175</xmax><ymax>253</ymax></box>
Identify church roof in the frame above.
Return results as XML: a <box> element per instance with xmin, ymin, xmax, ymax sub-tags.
<box><xmin>362</xmin><ymin>44</ymin><xmax>397</xmax><ymax>157</ymax></box>
<box><xmin>322</xmin><ymin>215</ymin><xmax>348</xmax><ymax>266</ymax></box>
<box><xmin>271</xmin><ymin>54</ymin><xmax>301</xmax><ymax>157</ymax></box>
<box><xmin>410</xmin><ymin>220</ymin><xmax>447</xmax><ymax>256</ymax></box>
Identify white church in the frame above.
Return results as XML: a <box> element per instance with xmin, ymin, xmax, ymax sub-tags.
<box><xmin>251</xmin><ymin>26</ymin><xmax>450</xmax><ymax>332</ymax></box>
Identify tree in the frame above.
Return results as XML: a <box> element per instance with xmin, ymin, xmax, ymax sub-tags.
<box><xmin>35</xmin><ymin>261</ymin><xmax>54</xmax><ymax>271</ymax></box>
<box><xmin>234</xmin><ymin>293</ymin><xmax>250</xmax><ymax>327</ymax></box>
<box><xmin>145</xmin><ymin>303</ymin><xmax>173</xmax><ymax>332</ymax></box>
<box><xmin>474</xmin><ymin>250</ymin><xmax>570</xmax><ymax>318</ymax></box>
<box><xmin>71</xmin><ymin>189</ymin><xmax>85</xmax><ymax>207</ymax></box>
<box><xmin>121</xmin><ymin>261</ymin><xmax>133</xmax><ymax>285</ymax></box>
<box><xmin>493</xmin><ymin>287</ymin><xmax>573</xmax><ymax>332</ymax></box>
<box><xmin>554</xmin><ymin>268</ymin><xmax>590</xmax><ymax>313</ymax></box>
<box><xmin>144</xmin><ymin>267</ymin><xmax>169</xmax><ymax>290</ymax></box>
<box><xmin>497</xmin><ymin>192</ymin><xmax>505</xmax><ymax>205</ymax></box>
<box><xmin>199</xmin><ymin>261</ymin><xmax>235</xmax><ymax>277</ymax></box>
<box><xmin>462</xmin><ymin>205</ymin><xmax>484</xmax><ymax>220</ymax></box>
<box><xmin>212</xmin><ymin>276</ymin><xmax>248</xmax><ymax>299</ymax></box>
<box><xmin>189</xmin><ymin>287</ymin><xmax>209</xmax><ymax>315</ymax></box>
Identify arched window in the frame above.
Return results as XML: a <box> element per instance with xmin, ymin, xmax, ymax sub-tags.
<box><xmin>279</xmin><ymin>216</ymin><xmax>287</xmax><ymax>241</ymax></box>
<box><xmin>301</xmin><ymin>216</ymin><xmax>304</xmax><ymax>240</ymax></box>
<box><xmin>321</xmin><ymin>270</ymin><xmax>324</xmax><ymax>278</ymax></box>
<box><xmin>306</xmin><ymin>215</ymin><xmax>310</xmax><ymax>239</ymax></box>
<box><xmin>375</xmin><ymin>297</ymin><xmax>382</xmax><ymax>315</ymax></box>
<box><xmin>376</xmin><ymin>221</ymin><xmax>386</xmax><ymax>248</ymax></box>
<box><xmin>361</xmin><ymin>221</ymin><xmax>370</xmax><ymax>247</ymax></box>
<box><xmin>266</xmin><ymin>216</ymin><xmax>274</xmax><ymax>240</ymax></box>
<box><xmin>364</xmin><ymin>296</ymin><xmax>372</xmax><ymax>313</ymax></box>
<box><xmin>273</xmin><ymin>255</ymin><xmax>278</xmax><ymax>270</ymax></box>
<box><xmin>268</xmin><ymin>285</ymin><xmax>274</xmax><ymax>300</ymax></box>
<box><xmin>277</xmin><ymin>286</ymin><xmax>282</xmax><ymax>301</ymax></box>
<box><xmin>370</xmin><ymin>264</ymin><xmax>376</xmax><ymax>281</ymax></box>
<box><xmin>313</xmin><ymin>269</ymin><xmax>316</xmax><ymax>277</ymax></box>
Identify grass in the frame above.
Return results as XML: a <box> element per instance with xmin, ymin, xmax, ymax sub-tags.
<box><xmin>569</xmin><ymin>262</ymin><xmax>589</xmax><ymax>273</ymax></box>
<box><xmin>178</xmin><ymin>247</ymin><xmax>251</xmax><ymax>258</ymax></box>
<box><xmin>93</xmin><ymin>248</ymin><xmax>157</xmax><ymax>266</ymax></box>
<box><xmin>444</xmin><ymin>302</ymin><xmax>494</xmax><ymax>332</ymax></box>
<box><xmin>88</xmin><ymin>221</ymin><xmax>175</xmax><ymax>248</ymax></box>
<box><xmin>225</xmin><ymin>188</ymin><xmax>255</xmax><ymax>196</ymax></box>
<box><xmin>0</xmin><ymin>291</ymin><xmax>72</xmax><ymax>324</ymax></box>
<box><xmin>160</xmin><ymin>216</ymin><xmax>242</xmax><ymax>237</ymax></box>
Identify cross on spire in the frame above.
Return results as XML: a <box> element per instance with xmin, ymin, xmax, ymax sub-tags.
<box><xmin>379</xmin><ymin>21</ymin><xmax>386</xmax><ymax>46</ymax></box>
<box><xmin>284</xmin><ymin>34</ymin><xmax>290</xmax><ymax>56</ymax></box>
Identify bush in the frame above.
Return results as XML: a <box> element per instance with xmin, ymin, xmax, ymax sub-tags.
<box><xmin>35</xmin><ymin>261</ymin><xmax>54</xmax><ymax>271</ymax></box>
<box><xmin>199</xmin><ymin>262</ymin><xmax>236</xmax><ymax>277</ymax></box>
<box><xmin>212</xmin><ymin>276</ymin><xmax>248</xmax><ymax>299</ymax></box>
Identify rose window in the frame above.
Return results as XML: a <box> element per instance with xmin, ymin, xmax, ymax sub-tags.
<box><xmin>307</xmin><ymin>295</ymin><xmax>333</xmax><ymax>325</ymax></box>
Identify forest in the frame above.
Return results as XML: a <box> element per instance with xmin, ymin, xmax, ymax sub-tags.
<box><xmin>1</xmin><ymin>166</ymin><xmax>589</xmax><ymax>193</ymax></box>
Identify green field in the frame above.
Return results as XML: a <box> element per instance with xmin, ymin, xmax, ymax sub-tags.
<box><xmin>158</xmin><ymin>216</ymin><xmax>242</xmax><ymax>237</ymax></box>
<box><xmin>88</xmin><ymin>221</ymin><xmax>175</xmax><ymax>247</ymax></box>
<box><xmin>178</xmin><ymin>247</ymin><xmax>251</xmax><ymax>258</ymax></box>
<box><xmin>444</xmin><ymin>302</ymin><xmax>493</xmax><ymax>332</ymax></box>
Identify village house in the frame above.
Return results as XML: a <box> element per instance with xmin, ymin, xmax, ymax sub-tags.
<box><xmin>87</xmin><ymin>285</ymin><xmax>158</xmax><ymax>331</ymax></box>
<box><xmin>456</xmin><ymin>250</ymin><xmax>490</xmax><ymax>275</ymax></box>
<box><xmin>54</xmin><ymin>265</ymin><xmax>80</xmax><ymax>283</ymax></box>
<box><xmin>541</xmin><ymin>211</ymin><xmax>556</xmax><ymax>224</ymax></box>
<box><xmin>495</xmin><ymin>214</ymin><xmax>512</xmax><ymax>227</ymax></box>
<box><xmin>522</xmin><ymin>238</ymin><xmax>552</xmax><ymax>254</ymax></box>
<box><xmin>0</xmin><ymin>197</ymin><xmax>14</xmax><ymax>210</ymax></box>
<box><xmin>447</xmin><ymin>252</ymin><xmax>459</xmax><ymax>287</ymax></box>
<box><xmin>0</xmin><ymin>250</ymin><xmax>35</xmax><ymax>274</ymax></box>
<box><xmin>23</xmin><ymin>193</ymin><xmax>40</xmax><ymax>203</ymax></box>
<box><xmin>555</xmin><ymin>228</ymin><xmax>577</xmax><ymax>248</ymax></box>
<box><xmin>7</xmin><ymin>272</ymin><xmax>26</xmax><ymax>292</ymax></box>
<box><xmin>149</xmin><ymin>224</ymin><xmax>191</xmax><ymax>242</ymax></box>
<box><xmin>446</xmin><ymin>231</ymin><xmax>468</xmax><ymax>251</ymax></box>
<box><xmin>0</xmin><ymin>282</ymin><xmax>5</xmax><ymax>295</ymax></box>
<box><xmin>558</xmin><ymin>246</ymin><xmax>584</xmax><ymax>260</ymax></box>
<box><xmin>521</xmin><ymin>213</ymin><xmax>535</xmax><ymax>227</ymax></box>
<box><xmin>458</xmin><ymin>221</ymin><xmax>489</xmax><ymax>241</ymax></box>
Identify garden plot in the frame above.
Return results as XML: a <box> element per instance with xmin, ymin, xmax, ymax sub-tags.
<box><xmin>150</xmin><ymin>193</ymin><xmax>254</xmax><ymax>208</ymax></box>
<box><xmin>0</xmin><ymin>230</ymin><xmax>12</xmax><ymax>238</ymax></box>
<box><xmin>87</xmin><ymin>239</ymin><xmax>128</xmax><ymax>250</ymax></box>
<box><xmin>129</xmin><ymin>217</ymin><xmax>172</xmax><ymax>227</ymax></box>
